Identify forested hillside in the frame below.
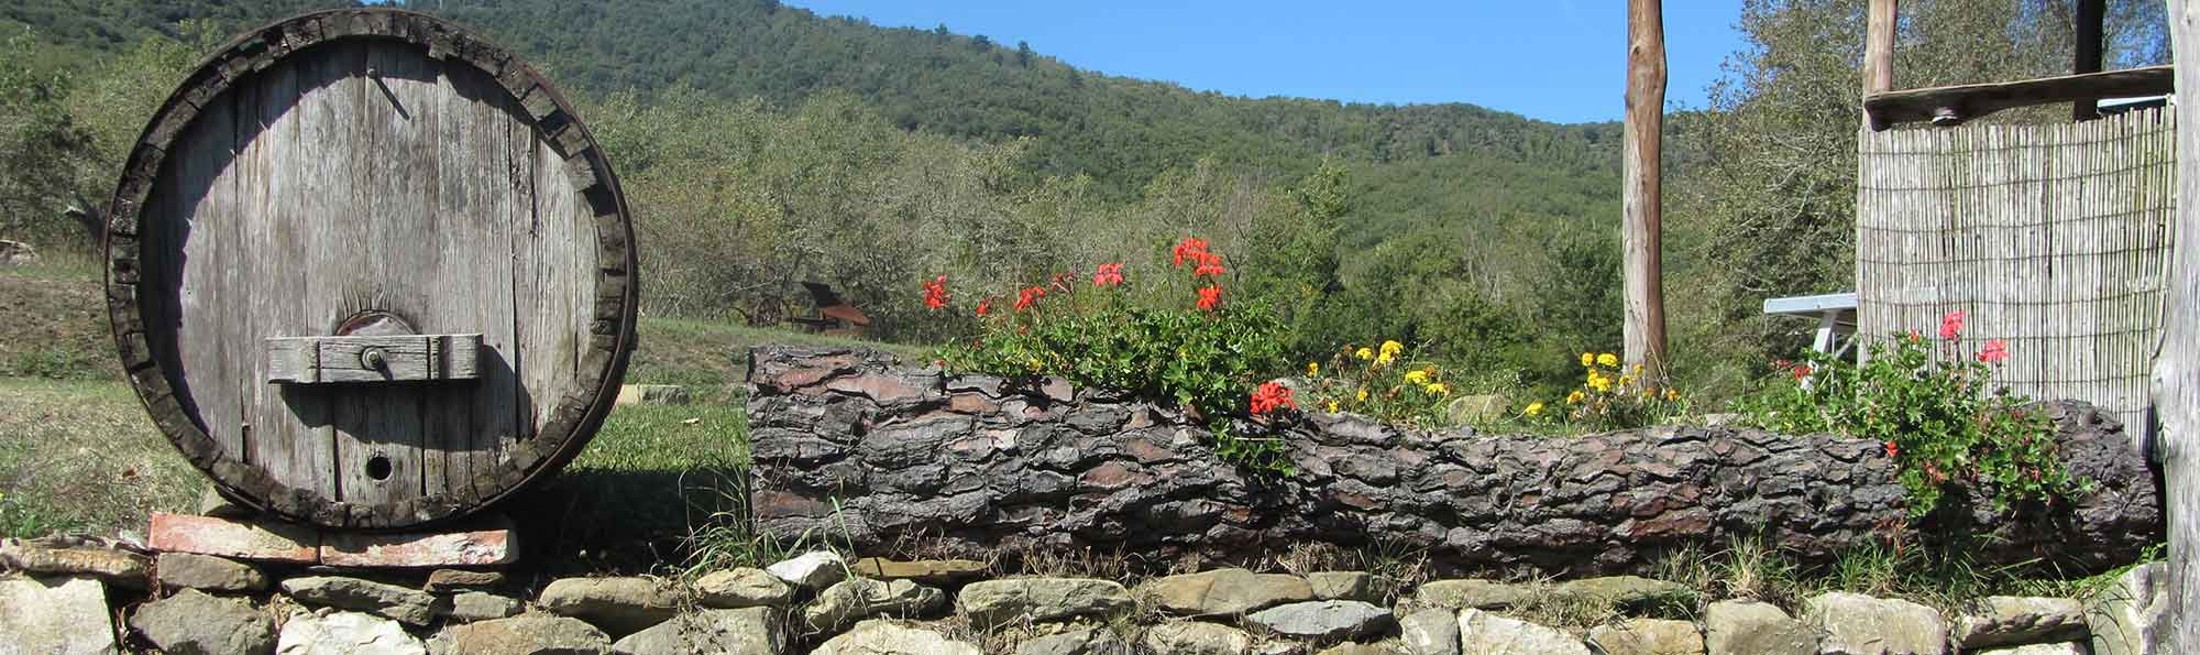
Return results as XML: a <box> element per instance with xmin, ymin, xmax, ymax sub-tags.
<box><xmin>1</xmin><ymin>0</ymin><xmax>2165</xmax><ymax>399</ymax></box>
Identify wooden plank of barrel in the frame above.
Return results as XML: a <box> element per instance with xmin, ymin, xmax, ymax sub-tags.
<box><xmin>102</xmin><ymin>8</ymin><xmax>638</xmax><ymax>530</ymax></box>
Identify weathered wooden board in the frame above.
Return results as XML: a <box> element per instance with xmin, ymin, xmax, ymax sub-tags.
<box><xmin>266</xmin><ymin>334</ymin><xmax>483</xmax><ymax>383</ymax></box>
<box><xmin>105</xmin><ymin>9</ymin><xmax>636</xmax><ymax>529</ymax></box>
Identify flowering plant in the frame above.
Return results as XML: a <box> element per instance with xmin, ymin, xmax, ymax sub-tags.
<box><xmin>1737</xmin><ymin>311</ymin><xmax>2076</xmax><ymax>516</ymax></box>
<box><xmin>1300</xmin><ymin>340</ymin><xmax>1461</xmax><ymax>429</ymax></box>
<box><xmin>1531</xmin><ymin>351</ymin><xmax>1685</xmax><ymax>430</ymax></box>
<box><xmin>930</xmin><ymin>237</ymin><xmax>1293</xmax><ymax>473</ymax></box>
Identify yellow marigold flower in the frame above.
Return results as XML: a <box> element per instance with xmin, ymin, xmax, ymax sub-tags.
<box><xmin>1619</xmin><ymin>374</ymin><xmax>1635</xmax><ymax>387</ymax></box>
<box><xmin>1355</xmin><ymin>347</ymin><xmax>1374</xmax><ymax>360</ymax></box>
<box><xmin>1664</xmin><ymin>388</ymin><xmax>1680</xmax><ymax>401</ymax></box>
<box><xmin>1381</xmin><ymin>340</ymin><xmax>1404</xmax><ymax>357</ymax></box>
<box><xmin>1566</xmin><ymin>390</ymin><xmax>1586</xmax><ymax>404</ymax></box>
<box><xmin>1426</xmin><ymin>382</ymin><xmax>1449</xmax><ymax>395</ymax></box>
<box><xmin>1588</xmin><ymin>374</ymin><xmax>1613</xmax><ymax>393</ymax></box>
<box><xmin>1356</xmin><ymin>389</ymin><xmax>1369</xmax><ymax>402</ymax></box>
<box><xmin>1597</xmin><ymin>353</ymin><xmax>1619</xmax><ymax>367</ymax></box>
<box><xmin>1404</xmin><ymin>370</ymin><xmax>1430</xmax><ymax>385</ymax></box>
<box><xmin>1580</xmin><ymin>352</ymin><xmax>1595</xmax><ymax>367</ymax></box>
<box><xmin>1326</xmin><ymin>401</ymin><xmax>1339</xmax><ymax>412</ymax></box>
<box><xmin>1307</xmin><ymin>362</ymin><xmax>1320</xmax><ymax>376</ymax></box>
<box><xmin>1375</xmin><ymin>353</ymin><xmax>1395</xmax><ymax>366</ymax></box>
<box><xmin>1524</xmin><ymin>401</ymin><xmax>1544</xmax><ymax>417</ymax></box>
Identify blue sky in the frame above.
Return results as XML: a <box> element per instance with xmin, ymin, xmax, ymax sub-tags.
<box><xmin>786</xmin><ymin>1</ymin><xmax>1746</xmax><ymax>125</ymax></box>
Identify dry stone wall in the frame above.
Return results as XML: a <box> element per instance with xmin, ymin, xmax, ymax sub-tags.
<box><xmin>745</xmin><ymin>346</ymin><xmax>2162</xmax><ymax>577</ymax></box>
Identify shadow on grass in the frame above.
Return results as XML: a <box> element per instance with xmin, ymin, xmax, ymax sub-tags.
<box><xmin>504</xmin><ymin>464</ymin><xmax>753</xmax><ymax>578</ymax></box>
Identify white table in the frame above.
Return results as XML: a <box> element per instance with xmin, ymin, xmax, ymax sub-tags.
<box><xmin>1762</xmin><ymin>292</ymin><xmax>1858</xmax><ymax>358</ymax></box>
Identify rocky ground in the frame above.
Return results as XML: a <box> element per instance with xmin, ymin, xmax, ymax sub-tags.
<box><xmin>0</xmin><ymin>532</ymin><xmax>2174</xmax><ymax>655</ymax></box>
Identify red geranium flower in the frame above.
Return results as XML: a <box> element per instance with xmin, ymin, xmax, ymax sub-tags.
<box><xmin>1092</xmin><ymin>262</ymin><xmax>1124</xmax><ymax>287</ymax></box>
<box><xmin>922</xmin><ymin>275</ymin><xmax>950</xmax><ymax>310</ymax></box>
<box><xmin>1172</xmin><ymin>237</ymin><xmax>1211</xmax><ymax>267</ymax></box>
<box><xmin>1938</xmin><ymin>310</ymin><xmax>1966</xmax><ymax>340</ymax></box>
<box><xmin>1977</xmin><ymin>339</ymin><xmax>2008</xmax><ymax>364</ymax></box>
<box><xmin>1884</xmin><ymin>441</ymin><xmax>1899</xmax><ymax>458</ymax></box>
<box><xmin>1250</xmin><ymin>381</ymin><xmax>1296</xmax><ymax>416</ymax></box>
<box><xmin>1196</xmin><ymin>285</ymin><xmax>1222</xmax><ymax>311</ymax></box>
<box><xmin>1013</xmin><ymin>286</ymin><xmax>1045</xmax><ymax>312</ymax></box>
<box><xmin>975</xmin><ymin>297</ymin><xmax>994</xmax><ymax>316</ymax></box>
<box><xmin>1192</xmin><ymin>252</ymin><xmax>1226</xmax><ymax>278</ymax></box>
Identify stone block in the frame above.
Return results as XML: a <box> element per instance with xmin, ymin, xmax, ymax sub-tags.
<box><xmin>1804</xmin><ymin>591</ymin><xmax>1947</xmax><ymax>655</ymax></box>
<box><xmin>149</xmin><ymin>513</ymin><xmax>317</xmax><ymax>563</ymax></box>
<box><xmin>0</xmin><ymin>576</ymin><xmax>117</xmax><ymax>655</ymax></box>
<box><xmin>155</xmin><ymin>552</ymin><xmax>268</xmax><ymax>592</ymax></box>
<box><xmin>319</xmin><ymin>518</ymin><xmax>515</xmax><ymax>568</ymax></box>
<box><xmin>1</xmin><ymin>539</ymin><xmax>151</xmax><ymax>589</ymax></box>
<box><xmin>615</xmin><ymin>384</ymin><xmax>692</xmax><ymax>406</ymax></box>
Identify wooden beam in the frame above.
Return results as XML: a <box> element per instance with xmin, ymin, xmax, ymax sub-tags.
<box><xmin>2156</xmin><ymin>2</ymin><xmax>2199</xmax><ymax>652</ymax></box>
<box><xmin>1865</xmin><ymin>0</ymin><xmax>1898</xmax><ymax>95</ymax></box>
<box><xmin>1622</xmin><ymin>0</ymin><xmax>1666</xmax><ymax>376</ymax></box>
<box><xmin>2076</xmin><ymin>0</ymin><xmax>2107</xmax><ymax>120</ymax></box>
<box><xmin>1863</xmin><ymin>65</ymin><xmax>2173</xmax><ymax>129</ymax></box>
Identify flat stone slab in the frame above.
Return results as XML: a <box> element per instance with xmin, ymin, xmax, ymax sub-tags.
<box><xmin>320</xmin><ymin>518</ymin><xmax>516</xmax><ymax>568</ymax></box>
<box><xmin>0</xmin><ymin>576</ymin><xmax>117</xmax><ymax>655</ymax></box>
<box><xmin>0</xmin><ymin>539</ymin><xmax>151</xmax><ymax>589</ymax></box>
<box><xmin>848</xmin><ymin>557</ymin><xmax>990</xmax><ymax>585</ymax></box>
<box><xmin>156</xmin><ymin>552</ymin><xmax>268</xmax><ymax>592</ymax></box>
<box><xmin>150</xmin><ymin>513</ymin><xmax>318</xmax><ymax>563</ymax></box>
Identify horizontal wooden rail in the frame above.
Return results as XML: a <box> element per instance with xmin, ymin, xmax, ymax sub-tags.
<box><xmin>1865</xmin><ymin>65</ymin><xmax>2172</xmax><ymax>130</ymax></box>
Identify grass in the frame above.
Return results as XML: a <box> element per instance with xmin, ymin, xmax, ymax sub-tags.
<box><xmin>0</xmin><ymin>377</ymin><xmax>204</xmax><ymax>538</ymax></box>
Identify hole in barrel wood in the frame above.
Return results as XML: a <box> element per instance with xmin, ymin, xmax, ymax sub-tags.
<box><xmin>366</xmin><ymin>455</ymin><xmax>393</xmax><ymax>481</ymax></box>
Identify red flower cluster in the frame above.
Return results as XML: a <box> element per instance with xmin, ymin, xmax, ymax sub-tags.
<box><xmin>1174</xmin><ymin>237</ymin><xmax>1227</xmax><ymax>311</ymax></box>
<box><xmin>1092</xmin><ymin>262</ymin><xmax>1125</xmax><ymax>287</ymax></box>
<box><xmin>975</xmin><ymin>297</ymin><xmax>994</xmax><ymax>316</ymax></box>
<box><xmin>1977</xmin><ymin>339</ymin><xmax>2009</xmax><ymax>364</ymax></box>
<box><xmin>1014</xmin><ymin>286</ymin><xmax>1046</xmax><ymax>312</ymax></box>
<box><xmin>1884</xmin><ymin>441</ymin><xmax>1899</xmax><ymax>458</ymax></box>
<box><xmin>1772</xmin><ymin>359</ymin><xmax>1809</xmax><ymax>380</ymax></box>
<box><xmin>922</xmin><ymin>275</ymin><xmax>950</xmax><ymax>310</ymax></box>
<box><xmin>1250</xmin><ymin>381</ymin><xmax>1296</xmax><ymax>416</ymax></box>
<box><xmin>1938</xmin><ymin>310</ymin><xmax>1966</xmax><ymax>340</ymax></box>
<box><xmin>1174</xmin><ymin>237</ymin><xmax>1227</xmax><ymax>278</ymax></box>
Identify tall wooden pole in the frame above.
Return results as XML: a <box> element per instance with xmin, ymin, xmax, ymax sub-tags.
<box><xmin>1864</xmin><ymin>0</ymin><xmax>1898</xmax><ymax>129</ymax></box>
<box><xmin>2075</xmin><ymin>0</ymin><xmax>2106</xmax><ymax>120</ymax></box>
<box><xmin>1622</xmin><ymin>0</ymin><xmax>1666</xmax><ymax>374</ymax></box>
<box><xmin>2156</xmin><ymin>1</ymin><xmax>2199</xmax><ymax>651</ymax></box>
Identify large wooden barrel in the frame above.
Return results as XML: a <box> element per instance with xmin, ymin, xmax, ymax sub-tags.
<box><xmin>102</xmin><ymin>9</ymin><xmax>637</xmax><ymax>529</ymax></box>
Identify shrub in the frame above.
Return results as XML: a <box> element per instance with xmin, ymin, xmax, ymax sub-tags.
<box><xmin>932</xmin><ymin>237</ymin><xmax>1294</xmax><ymax>472</ymax></box>
<box><xmin>1736</xmin><ymin>311</ymin><xmax>2078</xmax><ymax>516</ymax></box>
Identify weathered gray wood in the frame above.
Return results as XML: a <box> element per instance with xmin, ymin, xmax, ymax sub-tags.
<box><xmin>1865</xmin><ymin>65</ymin><xmax>2173</xmax><ymax>129</ymax></box>
<box><xmin>2156</xmin><ymin>2</ymin><xmax>2199</xmax><ymax>650</ymax></box>
<box><xmin>1622</xmin><ymin>0</ymin><xmax>1667</xmax><ymax>375</ymax></box>
<box><xmin>266</xmin><ymin>334</ymin><xmax>483</xmax><ymax>383</ymax></box>
<box><xmin>1856</xmin><ymin>106</ymin><xmax>2174</xmax><ymax>435</ymax></box>
<box><xmin>103</xmin><ymin>8</ymin><xmax>636</xmax><ymax>528</ymax></box>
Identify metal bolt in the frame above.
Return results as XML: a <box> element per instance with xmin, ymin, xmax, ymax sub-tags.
<box><xmin>360</xmin><ymin>347</ymin><xmax>388</xmax><ymax>371</ymax></box>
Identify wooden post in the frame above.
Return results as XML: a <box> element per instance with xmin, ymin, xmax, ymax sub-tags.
<box><xmin>1622</xmin><ymin>0</ymin><xmax>1667</xmax><ymax>375</ymax></box>
<box><xmin>1864</xmin><ymin>0</ymin><xmax>1898</xmax><ymax>129</ymax></box>
<box><xmin>2076</xmin><ymin>0</ymin><xmax>2106</xmax><ymax>120</ymax></box>
<box><xmin>2156</xmin><ymin>1</ymin><xmax>2200</xmax><ymax>651</ymax></box>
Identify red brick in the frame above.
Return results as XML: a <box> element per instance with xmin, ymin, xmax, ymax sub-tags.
<box><xmin>149</xmin><ymin>513</ymin><xmax>318</xmax><ymax>563</ymax></box>
<box><xmin>321</xmin><ymin>516</ymin><xmax>516</xmax><ymax>568</ymax></box>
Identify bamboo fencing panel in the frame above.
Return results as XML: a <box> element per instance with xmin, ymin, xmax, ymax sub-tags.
<box><xmin>1855</xmin><ymin>108</ymin><xmax>2175</xmax><ymax>432</ymax></box>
